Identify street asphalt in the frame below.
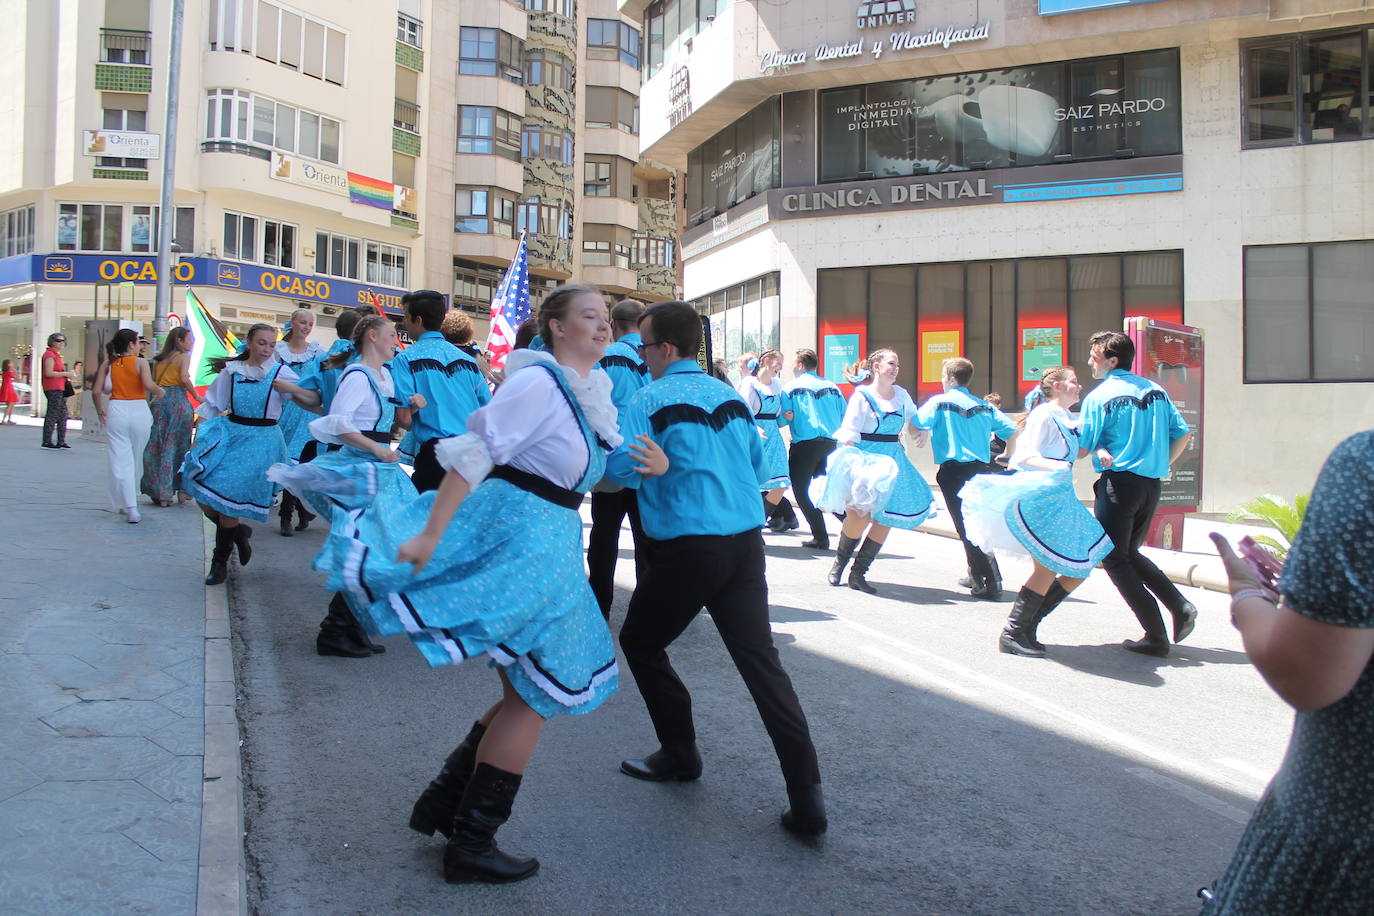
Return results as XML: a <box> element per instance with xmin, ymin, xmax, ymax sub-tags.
<box><xmin>228</xmin><ymin>498</ymin><xmax>1292</xmax><ymax>915</ymax></box>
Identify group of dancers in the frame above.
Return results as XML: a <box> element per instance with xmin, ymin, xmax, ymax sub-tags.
<box><xmin>169</xmin><ymin>285</ymin><xmax>1193</xmax><ymax>886</ymax></box>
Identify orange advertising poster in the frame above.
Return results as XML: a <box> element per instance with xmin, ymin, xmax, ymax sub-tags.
<box><xmin>921</xmin><ymin>330</ymin><xmax>961</xmax><ymax>384</ymax></box>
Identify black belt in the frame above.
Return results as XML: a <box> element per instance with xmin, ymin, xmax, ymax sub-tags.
<box><xmin>861</xmin><ymin>433</ymin><xmax>899</xmax><ymax>442</ymax></box>
<box><xmin>489</xmin><ymin>465</ymin><xmax>583</xmax><ymax>510</ymax></box>
<box><xmin>756</xmin><ymin>413</ymin><xmax>778</xmax><ymax>421</ymax></box>
<box><xmin>228</xmin><ymin>415</ymin><xmax>276</xmax><ymax>427</ymax></box>
<box><xmin>325</xmin><ymin>430</ymin><xmax>391</xmax><ymax>452</ymax></box>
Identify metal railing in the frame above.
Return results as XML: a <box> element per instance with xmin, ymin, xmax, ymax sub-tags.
<box><xmin>393</xmin><ymin>98</ymin><xmax>420</xmax><ymax>133</ymax></box>
<box><xmin>100</xmin><ymin>28</ymin><xmax>151</xmax><ymax>64</ymax></box>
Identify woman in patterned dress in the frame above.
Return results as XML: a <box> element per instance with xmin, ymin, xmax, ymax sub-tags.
<box><xmin>273</xmin><ymin>308</ymin><xmax>325</xmax><ymax>536</ymax></box>
<box><xmin>737</xmin><ymin>349</ymin><xmax>796</xmax><ymax>531</ymax></box>
<box><xmin>1202</xmin><ymin>431</ymin><xmax>1374</xmax><ymax>915</ymax></box>
<box><xmin>140</xmin><ymin>327</ymin><xmax>195</xmax><ymax>507</ymax></box>
<box><xmin>958</xmin><ymin>366</ymin><xmax>1114</xmax><ymax>657</ymax></box>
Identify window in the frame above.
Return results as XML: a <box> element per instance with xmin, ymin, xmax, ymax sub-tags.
<box><xmin>205</xmin><ymin>89</ymin><xmax>340</xmax><ymax>163</ymax></box>
<box><xmin>1244</xmin><ymin>241</ymin><xmax>1374</xmax><ymax>382</ymax></box>
<box><xmin>209</xmin><ymin>0</ymin><xmax>347</xmax><ymax>85</ymax></box>
<box><xmin>0</xmin><ymin>205</ymin><xmax>34</xmax><ymax>258</ymax></box>
<box><xmin>521</xmin><ymin>124</ymin><xmax>574</xmax><ymax>164</ymax></box>
<box><xmin>690</xmin><ymin>272</ymin><xmax>781</xmax><ymax>381</ymax></box>
<box><xmin>645</xmin><ymin>0</ymin><xmax>727</xmax><ymax>76</ymax></box>
<box><xmin>585</xmin><ymin>87</ymin><xmax>638</xmax><ymax>133</ymax></box>
<box><xmin>100</xmin><ymin>28</ymin><xmax>150</xmax><ymax>64</ymax></box>
<box><xmin>634</xmin><ymin>235</ymin><xmax>674</xmax><ymax>268</ymax></box>
<box><xmin>456</xmin><ymin>187</ymin><xmax>517</xmax><ymax>237</ymax></box>
<box><xmin>525</xmin><ymin>49</ymin><xmax>573</xmax><ymax>90</ymax></box>
<box><xmin>1243</xmin><ymin>29</ymin><xmax>1373</xmax><ymax>146</ymax></box>
<box><xmin>583</xmin><ymin>225</ymin><xmax>632</xmax><ymax>268</ymax></box>
<box><xmin>459</xmin><ymin>27</ymin><xmax>523</xmax><ymax>84</ymax></box>
<box><xmin>366</xmin><ymin>241</ymin><xmax>409</xmax><ymax>288</ymax></box>
<box><xmin>397</xmin><ymin>13</ymin><xmax>422</xmax><ymax>47</ymax></box>
<box><xmin>685</xmin><ymin>98</ymin><xmax>780</xmax><ymax>226</ymax></box>
<box><xmin>525</xmin><ymin>0</ymin><xmax>574</xmax><ymax>17</ymax></box>
<box><xmin>223</xmin><ymin>212</ymin><xmax>258</xmax><ymax>261</ymax></box>
<box><xmin>315</xmin><ymin>231</ymin><xmax>360</xmax><ymax>280</ymax></box>
<box><xmin>99</xmin><ymin>108</ymin><xmax>150</xmax><ymax>168</ymax></box>
<box><xmin>456</xmin><ymin>106</ymin><xmax>520</xmax><ymax>160</ymax></box>
<box><xmin>57</xmin><ymin>203</ymin><xmax>194</xmax><ymax>253</ymax></box>
<box><xmin>583</xmin><ymin>155</ymin><xmax>633</xmax><ymax>199</ymax></box>
<box><xmin>516</xmin><ymin>198</ymin><xmax>569</xmax><ymax>238</ymax></box>
<box><xmin>588</xmin><ymin>19</ymin><xmax>640</xmax><ymax>69</ymax></box>
<box><xmin>264</xmin><ymin>219</ymin><xmax>295</xmax><ymax>267</ymax></box>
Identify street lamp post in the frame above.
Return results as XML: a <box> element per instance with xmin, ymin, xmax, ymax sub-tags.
<box><xmin>152</xmin><ymin>0</ymin><xmax>185</xmax><ymax>341</ymax></box>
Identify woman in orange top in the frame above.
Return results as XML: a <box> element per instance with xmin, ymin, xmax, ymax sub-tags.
<box><xmin>93</xmin><ymin>328</ymin><xmax>163</xmax><ymax>523</ymax></box>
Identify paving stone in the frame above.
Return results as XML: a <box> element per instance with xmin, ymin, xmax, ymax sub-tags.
<box><xmin>22</xmin><ymin>736</ymin><xmax>173</xmax><ymax>780</ymax></box>
<box><xmin>75</xmin><ymin>641</ymin><xmax>201</xmax><ymax>676</ymax></box>
<box><xmin>42</xmin><ymin>699</ymin><xmax>182</xmax><ymax>738</ymax></box>
<box><xmin>0</xmin><ymin>757</ymin><xmax>43</xmax><ymax>804</ymax></box>
<box><xmin>0</xmin><ymin>833</ymin><xmax>189</xmax><ymax>915</ymax></box>
<box><xmin>136</xmin><ymin>754</ymin><xmax>203</xmax><ymax>805</ymax></box>
<box><xmin>123</xmin><ymin>801</ymin><xmax>202</xmax><ymax>862</ymax></box>
<box><xmin>25</xmin><ymin>653</ymin><xmax>108</xmax><ymax>690</ymax></box>
<box><xmin>148</xmin><ymin>717</ymin><xmax>204</xmax><ymax>757</ymax></box>
<box><xmin>156</xmin><ymin>684</ymin><xmax>202</xmax><ymax>718</ymax></box>
<box><xmin>161</xmin><ymin>656</ymin><xmax>205</xmax><ymax>687</ymax></box>
<box><xmin>0</xmin><ymin>780</ymin><xmax>170</xmax><ymax>838</ymax></box>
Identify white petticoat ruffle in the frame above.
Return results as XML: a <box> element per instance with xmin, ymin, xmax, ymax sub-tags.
<box><xmin>810</xmin><ymin>445</ymin><xmax>899</xmax><ymax>515</ymax></box>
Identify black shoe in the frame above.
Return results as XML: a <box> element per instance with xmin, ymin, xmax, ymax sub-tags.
<box><xmin>1172</xmin><ymin>601</ymin><xmax>1198</xmax><ymax>643</ymax></box>
<box><xmin>41</xmin><ymin>443</ymin><xmax>58</xmax><ymax>449</ymax></box>
<box><xmin>828</xmin><ymin>534</ymin><xmax>858</xmax><ymax>587</ymax></box>
<box><xmin>279</xmin><ymin>512</ymin><xmax>294</xmax><ymax>537</ymax></box>
<box><xmin>1122</xmin><ymin>636</ymin><xmax>1170</xmax><ymax>657</ymax></box>
<box><xmin>443</xmin><ymin>764</ymin><xmax>539</xmax><ymax>884</ymax></box>
<box><xmin>998</xmin><ymin>588</ymin><xmax>1046</xmax><ymax>658</ymax></box>
<box><xmin>205</xmin><ymin>526</ymin><xmax>235</xmax><ymax>586</ymax></box>
<box><xmin>619</xmin><ymin>743</ymin><xmax>702</xmax><ymax>782</ymax></box>
<box><xmin>970</xmin><ymin>576</ymin><xmax>1003</xmax><ymax>601</ymax></box>
<box><xmin>58</xmin><ymin>443</ymin><xmax>71</xmax><ymax>449</ymax></box>
<box><xmin>410</xmin><ymin>721</ymin><xmax>487</xmax><ymax>838</ymax></box>
<box><xmin>767</xmin><ymin>515</ymin><xmax>791</xmax><ymax>533</ymax></box>
<box><xmin>233</xmin><ymin>524</ymin><xmax>253</xmax><ymax>566</ymax></box>
<box><xmin>316</xmin><ymin>627</ymin><xmax>373</xmax><ymax>658</ymax></box>
<box><xmin>295</xmin><ymin>504</ymin><xmax>316</xmax><ymax>531</ymax></box>
<box><xmin>781</xmin><ymin>784</ymin><xmax>827</xmax><ymax>837</ymax></box>
<box><xmin>847</xmin><ymin>537</ymin><xmax>881</xmax><ymax>595</ymax></box>
<box><xmin>801</xmin><ymin>538</ymin><xmax>829</xmax><ymax>550</ymax></box>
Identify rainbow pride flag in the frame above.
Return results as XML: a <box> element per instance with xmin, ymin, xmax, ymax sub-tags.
<box><xmin>348</xmin><ymin>173</ymin><xmax>393</xmax><ymax>210</ymax></box>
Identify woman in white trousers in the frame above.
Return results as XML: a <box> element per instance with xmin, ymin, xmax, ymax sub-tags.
<box><xmin>94</xmin><ymin>328</ymin><xmax>163</xmax><ymax>523</ymax></box>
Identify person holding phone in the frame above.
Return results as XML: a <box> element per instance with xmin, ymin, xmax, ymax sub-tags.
<box><xmin>1203</xmin><ymin>430</ymin><xmax>1374</xmax><ymax>914</ymax></box>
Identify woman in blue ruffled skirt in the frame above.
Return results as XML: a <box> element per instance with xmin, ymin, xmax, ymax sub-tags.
<box><xmin>273</xmin><ymin>309</ymin><xmax>326</xmax><ymax>536</ymax></box>
<box><xmin>958</xmin><ymin>366</ymin><xmax>1113</xmax><ymax>657</ymax></box>
<box><xmin>737</xmin><ymin>349</ymin><xmax>796</xmax><ymax>531</ymax></box>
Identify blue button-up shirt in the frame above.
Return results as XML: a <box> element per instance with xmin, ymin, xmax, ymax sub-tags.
<box><xmin>390</xmin><ymin>331</ymin><xmax>492</xmax><ymax>449</ymax></box>
<box><xmin>1078</xmin><ymin>368</ymin><xmax>1190</xmax><ymax>479</ymax></box>
<box><xmin>599</xmin><ymin>332</ymin><xmax>648</xmax><ymax>410</ymax></box>
<box><xmin>915</xmin><ymin>387</ymin><xmax>1016</xmax><ymax>464</ymax></box>
<box><xmin>784</xmin><ymin>371</ymin><xmax>845</xmax><ymax>442</ymax></box>
<box><xmin>607</xmin><ymin>360</ymin><xmax>766</xmax><ymax>540</ymax></box>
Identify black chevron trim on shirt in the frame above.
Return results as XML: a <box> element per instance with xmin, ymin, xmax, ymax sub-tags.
<box><xmin>1102</xmin><ymin>388</ymin><xmax>1167</xmax><ymax>414</ymax></box>
<box><xmin>649</xmin><ymin>399</ymin><xmax>753</xmax><ymax>435</ymax></box>
<box><xmin>934</xmin><ymin>402</ymin><xmax>992</xmax><ymax>419</ymax></box>
<box><xmin>599</xmin><ymin>354</ymin><xmax>648</xmax><ymax>375</ymax></box>
<box><xmin>789</xmin><ymin>387</ymin><xmax>843</xmax><ymax>402</ymax></box>
<box><xmin>408</xmin><ymin>357</ymin><xmax>479</xmax><ymax>377</ymax></box>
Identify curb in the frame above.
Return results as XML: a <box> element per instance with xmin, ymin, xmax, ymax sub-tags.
<box><xmin>197</xmin><ymin>519</ymin><xmax>249</xmax><ymax>916</ymax></box>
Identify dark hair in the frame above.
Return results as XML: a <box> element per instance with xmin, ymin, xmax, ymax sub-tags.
<box><xmin>106</xmin><ymin>328</ymin><xmax>139</xmax><ymax>361</ymax></box>
<box><xmin>47</xmin><ymin>332</ymin><xmax>67</xmax><ymax>347</ymax></box>
<box><xmin>513</xmin><ymin>317</ymin><xmax>539</xmax><ymax>351</ymax></box>
<box><xmin>441</xmin><ymin>309</ymin><xmax>474</xmax><ymax>346</ymax></box>
<box><xmin>208</xmin><ymin>323</ymin><xmax>275</xmax><ymax>373</ymax></box>
<box><xmin>536</xmin><ymin>284</ymin><xmax>604</xmax><ymax>352</ymax></box>
<box><xmin>402</xmin><ymin>289</ymin><xmax>446</xmax><ymax>331</ymax></box>
<box><xmin>639</xmin><ymin>301</ymin><xmax>701</xmax><ymax>359</ymax></box>
<box><xmin>325</xmin><ymin>314</ymin><xmax>392</xmax><ymax>369</ymax></box>
<box><xmin>1089</xmin><ymin>330</ymin><xmax>1134</xmax><ymax>372</ymax></box>
<box><xmin>2</xmin><ymin>359</ymin><xmax>11</xmax><ymax>372</ymax></box>
<box><xmin>153</xmin><ymin>326</ymin><xmax>191</xmax><ymax>364</ymax></box>
<box><xmin>610</xmin><ymin>298</ymin><xmax>645</xmax><ymax>330</ymax></box>
<box><xmin>942</xmin><ymin>356</ymin><xmax>974</xmax><ymax>387</ymax></box>
<box><xmin>758</xmin><ymin>349</ymin><xmax>782</xmax><ymax>371</ymax></box>
<box><xmin>794</xmin><ymin>348</ymin><xmax>819</xmax><ymax>372</ymax></box>
<box><xmin>983</xmin><ymin>391</ymin><xmax>1002</xmax><ymax>407</ymax></box>
<box><xmin>335</xmin><ymin>306</ymin><xmax>367</xmax><ymax>342</ymax></box>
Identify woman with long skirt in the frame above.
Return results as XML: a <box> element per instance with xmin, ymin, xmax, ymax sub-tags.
<box><xmin>316</xmin><ymin>285</ymin><xmax>667</xmax><ymax>885</ymax></box>
<box><xmin>815</xmin><ymin>348</ymin><xmax>936</xmax><ymax>593</ymax></box>
<box><xmin>273</xmin><ymin>308</ymin><xmax>325</xmax><ymax>536</ymax></box>
<box><xmin>140</xmin><ymin>327</ymin><xmax>195</xmax><ymax>507</ymax></box>
<box><xmin>181</xmin><ymin>323</ymin><xmax>317</xmax><ymax>585</ymax></box>
<box><xmin>958</xmin><ymin>367</ymin><xmax>1114</xmax><ymax>657</ymax></box>
<box><xmin>738</xmin><ymin>349</ymin><xmax>797</xmax><ymax>531</ymax></box>
<box><xmin>93</xmin><ymin>328</ymin><xmax>164</xmax><ymax>523</ymax></box>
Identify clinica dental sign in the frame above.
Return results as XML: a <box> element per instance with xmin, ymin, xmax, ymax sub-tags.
<box><xmin>759</xmin><ymin>21</ymin><xmax>990</xmax><ymax>72</ymax></box>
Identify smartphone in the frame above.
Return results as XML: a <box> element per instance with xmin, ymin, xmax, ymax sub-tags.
<box><xmin>1238</xmin><ymin>535</ymin><xmax>1283</xmax><ymax>590</ymax></box>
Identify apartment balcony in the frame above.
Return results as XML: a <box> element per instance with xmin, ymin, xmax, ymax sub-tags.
<box><xmin>583</xmin><ymin>264</ymin><xmax>638</xmax><ymax>294</ymax></box>
<box><xmin>393</xmin><ymin>98</ymin><xmax>420</xmax><ymax>134</ymax></box>
<box><xmin>395</xmin><ymin>39</ymin><xmax>424</xmax><ymax>72</ymax></box>
<box><xmin>581</xmin><ymin>196</ymin><xmax>638</xmax><ymax>230</ymax></box>
<box><xmin>95</xmin><ymin>29</ymin><xmax>153</xmax><ymax>92</ymax></box>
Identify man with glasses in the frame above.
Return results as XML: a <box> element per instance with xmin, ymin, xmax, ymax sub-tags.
<box><xmin>604</xmin><ymin>301</ymin><xmax>826</xmax><ymax>838</ymax></box>
<box><xmin>40</xmin><ymin>333</ymin><xmax>76</xmax><ymax>449</ymax></box>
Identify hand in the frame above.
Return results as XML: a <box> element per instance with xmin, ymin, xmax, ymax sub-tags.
<box><xmin>397</xmin><ymin>532</ymin><xmax>439</xmax><ymax>573</ymax></box>
<box><xmin>408</xmin><ymin>393</ymin><xmax>427</xmax><ymax>409</ymax></box>
<box><xmin>271</xmin><ymin>378</ymin><xmax>295</xmax><ymax>393</ymax></box>
<box><xmin>373</xmin><ymin>445</ymin><xmax>400</xmax><ymax>463</ymax></box>
<box><xmin>1209</xmin><ymin>533</ymin><xmax>1279</xmax><ymax>601</ymax></box>
<box><xmin>911</xmin><ymin>428</ymin><xmax>930</xmax><ymax>448</ymax></box>
<box><xmin>627</xmin><ymin>434</ymin><xmax>669</xmax><ymax>477</ymax></box>
<box><xmin>1096</xmin><ymin>448</ymin><xmax>1115</xmax><ymax>468</ymax></box>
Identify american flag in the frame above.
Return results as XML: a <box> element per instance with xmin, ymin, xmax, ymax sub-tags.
<box><xmin>485</xmin><ymin>231</ymin><xmax>531</xmax><ymax>372</ymax></box>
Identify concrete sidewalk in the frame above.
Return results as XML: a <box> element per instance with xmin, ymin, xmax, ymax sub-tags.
<box><xmin>0</xmin><ymin>419</ymin><xmax>244</xmax><ymax>915</ymax></box>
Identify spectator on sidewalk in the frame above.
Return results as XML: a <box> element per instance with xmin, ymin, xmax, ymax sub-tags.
<box><xmin>1</xmin><ymin>359</ymin><xmax>18</xmax><ymax>424</ymax></box>
<box><xmin>68</xmin><ymin>361</ymin><xmax>84</xmax><ymax>420</ymax></box>
<box><xmin>92</xmin><ymin>328</ymin><xmax>163</xmax><ymax>523</ymax></box>
<box><xmin>40</xmin><ymin>332</ymin><xmax>76</xmax><ymax>449</ymax></box>
<box><xmin>140</xmin><ymin>327</ymin><xmax>195</xmax><ymax>507</ymax></box>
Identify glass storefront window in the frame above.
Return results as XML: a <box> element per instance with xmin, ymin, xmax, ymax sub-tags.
<box><xmin>685</xmin><ymin>99</ymin><xmax>782</xmax><ymax>227</ymax></box>
<box><xmin>688</xmin><ymin>273</ymin><xmax>781</xmax><ymax>382</ymax></box>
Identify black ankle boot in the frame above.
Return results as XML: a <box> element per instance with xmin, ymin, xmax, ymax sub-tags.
<box><xmin>410</xmin><ymin>721</ymin><xmax>488</xmax><ymax>838</ymax></box>
<box><xmin>781</xmin><ymin>783</ymin><xmax>827</xmax><ymax>836</ymax></box>
<box><xmin>828</xmin><ymin>535</ymin><xmax>858</xmax><ymax>586</ymax></box>
<box><xmin>1026</xmin><ymin>581</ymin><xmax>1069</xmax><ymax>652</ymax></box>
<box><xmin>205</xmin><ymin>526</ymin><xmax>235</xmax><ymax>586</ymax></box>
<box><xmin>777</xmin><ymin>497</ymin><xmax>799</xmax><ymax>531</ymax></box>
<box><xmin>233</xmin><ymin>524</ymin><xmax>253</xmax><ymax>566</ymax></box>
<box><xmin>278</xmin><ymin>494</ymin><xmax>294</xmax><ymax>537</ymax></box>
<box><xmin>847</xmin><ymin>538</ymin><xmax>881</xmax><ymax>594</ymax></box>
<box><xmin>316</xmin><ymin>594</ymin><xmax>378</xmax><ymax>658</ymax></box>
<box><xmin>999</xmin><ymin>588</ymin><xmax>1047</xmax><ymax>658</ymax></box>
<box><xmin>295</xmin><ymin>501</ymin><xmax>316</xmax><ymax>531</ymax></box>
<box><xmin>443</xmin><ymin>763</ymin><xmax>539</xmax><ymax>884</ymax></box>
<box><xmin>970</xmin><ymin>570</ymin><xmax>1003</xmax><ymax>601</ymax></box>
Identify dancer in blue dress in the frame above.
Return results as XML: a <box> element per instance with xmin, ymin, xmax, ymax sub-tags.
<box><xmin>738</xmin><ymin>349</ymin><xmax>796</xmax><ymax>531</ymax></box>
<box><xmin>182</xmin><ymin>323</ymin><xmax>316</xmax><ymax>586</ymax></box>
<box><xmin>281</xmin><ymin>306</ymin><xmax>371</xmax><ymax>496</ymax></box>
<box><xmin>959</xmin><ymin>367</ymin><xmax>1114</xmax><ymax>657</ymax></box>
<box><xmin>817</xmin><ymin>348</ymin><xmax>936</xmax><ymax>593</ymax></box>
<box><xmin>318</xmin><ymin>286</ymin><xmax>668</xmax><ymax>885</ymax></box>
<box><xmin>273</xmin><ymin>309</ymin><xmax>326</xmax><ymax>536</ymax></box>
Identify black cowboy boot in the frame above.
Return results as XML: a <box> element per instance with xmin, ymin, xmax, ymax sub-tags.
<box><xmin>969</xmin><ymin>568</ymin><xmax>1003</xmax><ymax>601</ymax></box>
<box><xmin>998</xmin><ymin>588</ymin><xmax>1047</xmax><ymax>658</ymax></box>
<box><xmin>295</xmin><ymin>500</ymin><xmax>317</xmax><ymax>531</ymax></box>
<box><xmin>847</xmin><ymin>538</ymin><xmax>882</xmax><ymax>595</ymax></box>
<box><xmin>1026</xmin><ymin>581</ymin><xmax>1069</xmax><ymax>652</ymax></box>
<box><xmin>443</xmin><ymin>763</ymin><xmax>539</xmax><ymax>884</ymax></box>
<box><xmin>410</xmin><ymin>721</ymin><xmax>488</xmax><ymax>838</ymax></box>
<box><xmin>827</xmin><ymin>534</ymin><xmax>858</xmax><ymax>586</ymax></box>
<box><xmin>278</xmin><ymin>493</ymin><xmax>294</xmax><ymax>537</ymax></box>
<box><xmin>781</xmin><ymin>783</ymin><xmax>827</xmax><ymax>837</ymax></box>
<box><xmin>233</xmin><ymin>524</ymin><xmax>253</xmax><ymax>566</ymax></box>
<box><xmin>316</xmin><ymin>593</ymin><xmax>373</xmax><ymax>659</ymax></box>
<box><xmin>205</xmin><ymin>526</ymin><xmax>234</xmax><ymax>586</ymax></box>
<box><xmin>775</xmin><ymin>497</ymin><xmax>800</xmax><ymax>531</ymax></box>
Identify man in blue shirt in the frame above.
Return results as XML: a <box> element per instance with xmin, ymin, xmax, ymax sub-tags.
<box><xmin>605</xmin><ymin>301</ymin><xmax>825</xmax><ymax>837</ymax></box>
<box><xmin>390</xmin><ymin>290</ymin><xmax>492</xmax><ymax>492</ymax></box>
<box><xmin>915</xmin><ymin>357</ymin><xmax>1017</xmax><ymax>599</ymax></box>
<box><xmin>586</xmin><ymin>298</ymin><xmax>650</xmax><ymax>619</ymax></box>
<box><xmin>1077</xmin><ymin>330</ymin><xmax>1195</xmax><ymax>657</ymax></box>
<box><xmin>783</xmin><ymin>348</ymin><xmax>845</xmax><ymax>549</ymax></box>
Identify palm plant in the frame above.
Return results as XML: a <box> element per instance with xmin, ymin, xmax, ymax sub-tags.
<box><xmin>1227</xmin><ymin>494</ymin><xmax>1309</xmax><ymax>563</ymax></box>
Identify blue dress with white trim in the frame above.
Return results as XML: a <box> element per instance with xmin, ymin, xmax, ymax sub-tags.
<box><xmin>958</xmin><ymin>406</ymin><xmax>1112</xmax><ymax>577</ymax></box>
<box><xmin>740</xmin><ymin>378</ymin><xmax>790</xmax><ymax>491</ymax></box>
<box><xmin>317</xmin><ymin>359</ymin><xmax>619</xmax><ymax>720</ymax></box>
<box><xmin>180</xmin><ymin>363</ymin><xmax>291</xmax><ymax>522</ymax></box>
<box><xmin>274</xmin><ymin>340</ymin><xmax>325</xmax><ymax>461</ymax></box>
<box><xmin>817</xmin><ymin>388</ymin><xmax>935</xmax><ymax>530</ymax></box>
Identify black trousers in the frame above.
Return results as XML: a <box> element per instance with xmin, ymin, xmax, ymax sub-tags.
<box><xmin>620</xmin><ymin>530</ymin><xmax>821</xmax><ymax>788</ymax></box>
<box><xmin>1093</xmin><ymin>470</ymin><xmax>1188</xmax><ymax>641</ymax></box>
<box><xmin>587</xmin><ymin>487</ymin><xmax>647</xmax><ymax>616</ymax></box>
<box><xmin>935</xmin><ymin>460</ymin><xmax>998</xmax><ymax>582</ymax></box>
<box><xmin>788</xmin><ymin>437</ymin><xmax>836</xmax><ymax>542</ymax></box>
<box><xmin>42</xmin><ymin>389</ymin><xmax>68</xmax><ymax>446</ymax></box>
<box><xmin>410</xmin><ymin>436</ymin><xmax>448</xmax><ymax>494</ymax></box>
